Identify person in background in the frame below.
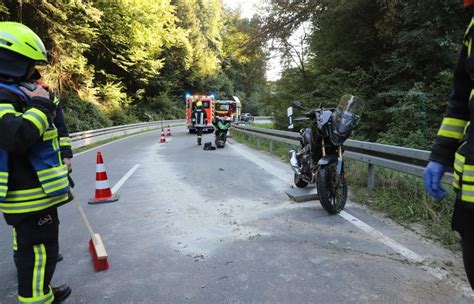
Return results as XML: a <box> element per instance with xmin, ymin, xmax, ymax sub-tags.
<box><xmin>0</xmin><ymin>22</ymin><xmax>72</xmax><ymax>303</ymax></box>
<box><xmin>192</xmin><ymin>101</ymin><xmax>207</xmax><ymax>145</ymax></box>
<box><xmin>423</xmin><ymin>0</ymin><xmax>474</xmax><ymax>289</ymax></box>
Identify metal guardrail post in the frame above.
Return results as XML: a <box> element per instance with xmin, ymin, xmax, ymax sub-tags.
<box><xmin>257</xmin><ymin>137</ymin><xmax>260</xmax><ymax>149</ymax></box>
<box><xmin>269</xmin><ymin>140</ymin><xmax>273</xmax><ymax>155</ymax></box>
<box><xmin>368</xmin><ymin>163</ymin><xmax>376</xmax><ymax>190</ymax></box>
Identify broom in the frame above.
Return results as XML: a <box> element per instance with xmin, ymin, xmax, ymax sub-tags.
<box><xmin>68</xmin><ymin>176</ymin><xmax>109</xmax><ymax>271</ymax></box>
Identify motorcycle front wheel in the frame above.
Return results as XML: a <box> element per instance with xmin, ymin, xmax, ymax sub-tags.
<box><xmin>215</xmin><ymin>134</ymin><xmax>226</xmax><ymax>148</ymax></box>
<box><xmin>294</xmin><ymin>173</ymin><xmax>308</xmax><ymax>188</ymax></box>
<box><xmin>316</xmin><ymin>163</ymin><xmax>347</xmax><ymax>214</ymax></box>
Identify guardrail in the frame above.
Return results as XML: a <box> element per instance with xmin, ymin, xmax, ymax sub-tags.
<box><xmin>71</xmin><ymin>119</ymin><xmax>185</xmax><ymax>149</ymax></box>
<box><xmin>70</xmin><ymin>116</ymin><xmax>271</xmax><ymax>150</ymax></box>
<box><xmin>231</xmin><ymin>124</ymin><xmax>454</xmax><ymax>189</ymax></box>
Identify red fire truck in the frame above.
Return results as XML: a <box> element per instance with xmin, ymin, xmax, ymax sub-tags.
<box><xmin>186</xmin><ymin>94</ymin><xmax>215</xmax><ymax>133</ymax></box>
<box><xmin>214</xmin><ymin>99</ymin><xmax>238</xmax><ymax>120</ymax></box>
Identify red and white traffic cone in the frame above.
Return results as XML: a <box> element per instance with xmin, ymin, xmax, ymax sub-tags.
<box><xmin>160</xmin><ymin>131</ymin><xmax>166</xmax><ymax>143</ymax></box>
<box><xmin>166</xmin><ymin>126</ymin><xmax>172</xmax><ymax>137</ymax></box>
<box><xmin>89</xmin><ymin>152</ymin><xmax>119</xmax><ymax>204</ymax></box>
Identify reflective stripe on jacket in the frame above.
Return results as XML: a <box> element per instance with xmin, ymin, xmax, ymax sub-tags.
<box><xmin>193</xmin><ymin>108</ymin><xmax>207</xmax><ymax>126</ymax></box>
<box><xmin>0</xmin><ymin>83</ymin><xmax>69</xmax><ymax>214</ymax></box>
<box><xmin>29</xmin><ymin>126</ymin><xmax>69</xmax><ymax>197</ymax></box>
<box><xmin>432</xmin><ymin>18</ymin><xmax>474</xmax><ymax>204</ymax></box>
<box><xmin>0</xmin><ymin>149</ymin><xmax>7</xmax><ymax>201</ymax></box>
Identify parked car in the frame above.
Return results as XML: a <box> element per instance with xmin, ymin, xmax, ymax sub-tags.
<box><xmin>240</xmin><ymin>113</ymin><xmax>254</xmax><ymax>122</ymax></box>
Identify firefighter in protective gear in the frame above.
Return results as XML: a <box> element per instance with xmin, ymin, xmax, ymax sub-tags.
<box><xmin>32</xmin><ymin>70</ymin><xmax>73</xmax><ymax>263</ymax></box>
<box><xmin>424</xmin><ymin>0</ymin><xmax>474</xmax><ymax>289</ymax></box>
<box><xmin>0</xmin><ymin>22</ymin><xmax>72</xmax><ymax>303</ymax></box>
<box><xmin>32</xmin><ymin>70</ymin><xmax>74</xmax><ymax>170</ymax></box>
<box><xmin>192</xmin><ymin>101</ymin><xmax>208</xmax><ymax>145</ymax></box>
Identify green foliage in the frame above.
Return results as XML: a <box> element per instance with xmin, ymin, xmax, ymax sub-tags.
<box><xmin>260</xmin><ymin>0</ymin><xmax>469</xmax><ymax>149</ymax></box>
<box><xmin>141</xmin><ymin>92</ymin><xmax>185</xmax><ymax>120</ymax></box>
<box><xmin>0</xmin><ymin>1</ymin><xmax>267</xmax><ymax>131</ymax></box>
<box><xmin>60</xmin><ymin>91</ymin><xmax>112</xmax><ymax>132</ymax></box>
<box><xmin>230</xmin><ymin>129</ymin><xmax>297</xmax><ymax>160</ymax></box>
<box><xmin>0</xmin><ymin>3</ymin><xmax>8</xmax><ymax>14</ymax></box>
<box><xmin>346</xmin><ymin>160</ymin><xmax>460</xmax><ymax>250</ymax></box>
<box><xmin>232</xmin><ymin>128</ymin><xmax>460</xmax><ymax>250</ymax></box>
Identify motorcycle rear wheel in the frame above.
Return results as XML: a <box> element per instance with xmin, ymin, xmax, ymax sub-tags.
<box><xmin>215</xmin><ymin>134</ymin><xmax>226</xmax><ymax>148</ymax></box>
<box><xmin>316</xmin><ymin>163</ymin><xmax>347</xmax><ymax>214</ymax></box>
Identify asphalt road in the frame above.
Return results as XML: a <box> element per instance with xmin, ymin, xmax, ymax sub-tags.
<box><xmin>0</xmin><ymin>127</ymin><xmax>473</xmax><ymax>303</ymax></box>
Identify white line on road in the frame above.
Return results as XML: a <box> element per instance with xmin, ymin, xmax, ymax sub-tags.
<box><xmin>228</xmin><ymin>141</ymin><xmax>427</xmax><ymax>263</ymax></box>
<box><xmin>338</xmin><ymin>211</ymin><xmax>423</xmax><ymax>262</ymax></box>
<box><xmin>227</xmin><ymin>141</ymin><xmax>292</xmax><ymax>185</ymax></box>
<box><xmin>74</xmin><ymin>130</ymin><xmax>163</xmax><ymax>157</ymax></box>
<box><xmin>111</xmin><ymin>164</ymin><xmax>141</xmax><ymax>194</ymax></box>
<box><xmin>339</xmin><ymin>211</ymin><xmax>453</xmax><ymax>281</ymax></box>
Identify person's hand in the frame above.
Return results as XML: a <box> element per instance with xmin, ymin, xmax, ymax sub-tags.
<box><xmin>63</xmin><ymin>158</ymin><xmax>72</xmax><ymax>173</ymax></box>
<box><xmin>19</xmin><ymin>84</ymin><xmax>49</xmax><ymax>99</ymax></box>
<box><xmin>49</xmin><ymin>92</ymin><xmax>60</xmax><ymax>106</ymax></box>
<box><xmin>35</xmin><ymin>80</ymin><xmax>50</xmax><ymax>91</ymax></box>
<box><xmin>423</xmin><ymin>161</ymin><xmax>446</xmax><ymax>199</ymax></box>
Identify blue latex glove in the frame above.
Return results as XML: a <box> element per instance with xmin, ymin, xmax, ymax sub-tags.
<box><xmin>423</xmin><ymin>161</ymin><xmax>447</xmax><ymax>199</ymax></box>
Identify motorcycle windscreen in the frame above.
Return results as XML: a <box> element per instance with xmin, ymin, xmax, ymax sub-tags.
<box><xmin>332</xmin><ymin>95</ymin><xmax>364</xmax><ymax>136</ymax></box>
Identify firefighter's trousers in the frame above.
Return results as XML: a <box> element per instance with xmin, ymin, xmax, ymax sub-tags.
<box><xmin>13</xmin><ymin>208</ymin><xmax>60</xmax><ymax>303</ymax></box>
<box><xmin>197</xmin><ymin>127</ymin><xmax>203</xmax><ymax>143</ymax></box>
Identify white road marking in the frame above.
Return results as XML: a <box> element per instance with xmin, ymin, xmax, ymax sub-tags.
<box><xmin>75</xmin><ymin>132</ymin><xmax>156</xmax><ymax>157</ymax></box>
<box><xmin>229</xmin><ymin>141</ymin><xmax>431</xmax><ymax>263</ymax></box>
<box><xmin>229</xmin><ymin>140</ymin><xmax>474</xmax><ymax>294</ymax></box>
<box><xmin>111</xmin><ymin>164</ymin><xmax>140</xmax><ymax>194</ymax></box>
<box><xmin>228</xmin><ymin>141</ymin><xmax>292</xmax><ymax>185</ymax></box>
<box><xmin>338</xmin><ymin>211</ymin><xmax>423</xmax><ymax>262</ymax></box>
<box><xmin>339</xmin><ymin>211</ymin><xmax>452</xmax><ymax>279</ymax></box>
<box><xmin>74</xmin><ymin>125</ymin><xmax>184</xmax><ymax>157</ymax></box>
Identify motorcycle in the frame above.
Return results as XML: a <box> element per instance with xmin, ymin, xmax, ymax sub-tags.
<box><xmin>288</xmin><ymin>94</ymin><xmax>364</xmax><ymax>214</ymax></box>
<box><xmin>214</xmin><ymin>116</ymin><xmax>232</xmax><ymax>148</ymax></box>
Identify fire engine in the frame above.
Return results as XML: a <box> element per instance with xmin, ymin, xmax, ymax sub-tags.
<box><xmin>214</xmin><ymin>99</ymin><xmax>238</xmax><ymax>120</ymax></box>
<box><xmin>186</xmin><ymin>94</ymin><xmax>215</xmax><ymax>133</ymax></box>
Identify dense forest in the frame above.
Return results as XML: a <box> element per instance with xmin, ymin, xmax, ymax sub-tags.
<box><xmin>0</xmin><ymin>0</ymin><xmax>267</xmax><ymax>132</ymax></box>
<box><xmin>0</xmin><ymin>0</ymin><xmax>471</xmax><ymax>149</ymax></box>
<box><xmin>259</xmin><ymin>0</ymin><xmax>471</xmax><ymax>149</ymax></box>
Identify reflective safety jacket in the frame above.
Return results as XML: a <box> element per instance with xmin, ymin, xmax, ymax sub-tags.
<box><xmin>430</xmin><ymin>17</ymin><xmax>474</xmax><ymax>204</ymax></box>
<box><xmin>0</xmin><ymin>82</ymin><xmax>70</xmax><ymax>225</ymax></box>
<box><xmin>192</xmin><ymin>107</ymin><xmax>207</xmax><ymax>127</ymax></box>
<box><xmin>55</xmin><ymin>106</ymin><xmax>73</xmax><ymax>159</ymax></box>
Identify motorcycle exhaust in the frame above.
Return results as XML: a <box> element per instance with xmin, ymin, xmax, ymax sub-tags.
<box><xmin>289</xmin><ymin>150</ymin><xmax>301</xmax><ymax>173</ymax></box>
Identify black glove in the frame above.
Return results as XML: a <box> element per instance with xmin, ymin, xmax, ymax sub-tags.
<box><xmin>30</xmin><ymin>96</ymin><xmax>57</xmax><ymax>115</ymax></box>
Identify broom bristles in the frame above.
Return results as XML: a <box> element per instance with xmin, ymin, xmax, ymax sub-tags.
<box><xmin>89</xmin><ymin>239</ymin><xmax>109</xmax><ymax>272</ymax></box>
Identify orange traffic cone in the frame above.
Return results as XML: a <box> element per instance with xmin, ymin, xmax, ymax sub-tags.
<box><xmin>89</xmin><ymin>152</ymin><xmax>119</xmax><ymax>204</ymax></box>
<box><xmin>166</xmin><ymin>126</ymin><xmax>172</xmax><ymax>137</ymax></box>
<box><xmin>160</xmin><ymin>131</ymin><xmax>166</xmax><ymax>143</ymax></box>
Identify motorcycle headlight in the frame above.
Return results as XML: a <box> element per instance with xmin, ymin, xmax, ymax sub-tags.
<box><xmin>329</xmin><ymin>128</ymin><xmax>348</xmax><ymax>146</ymax></box>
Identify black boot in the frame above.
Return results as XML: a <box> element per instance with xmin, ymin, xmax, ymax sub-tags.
<box><xmin>198</xmin><ymin>139</ymin><xmax>202</xmax><ymax>145</ymax></box>
<box><xmin>52</xmin><ymin>285</ymin><xmax>71</xmax><ymax>303</ymax></box>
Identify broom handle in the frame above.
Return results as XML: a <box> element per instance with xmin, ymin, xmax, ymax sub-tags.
<box><xmin>70</xmin><ymin>189</ymin><xmax>95</xmax><ymax>239</ymax></box>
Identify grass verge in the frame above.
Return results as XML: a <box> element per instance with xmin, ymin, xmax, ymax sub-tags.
<box><xmin>230</xmin><ymin>129</ymin><xmax>296</xmax><ymax>161</ymax></box>
<box><xmin>230</xmin><ymin>129</ymin><xmax>460</xmax><ymax>252</ymax></box>
<box><xmin>249</xmin><ymin>122</ymin><xmax>274</xmax><ymax>129</ymax></box>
